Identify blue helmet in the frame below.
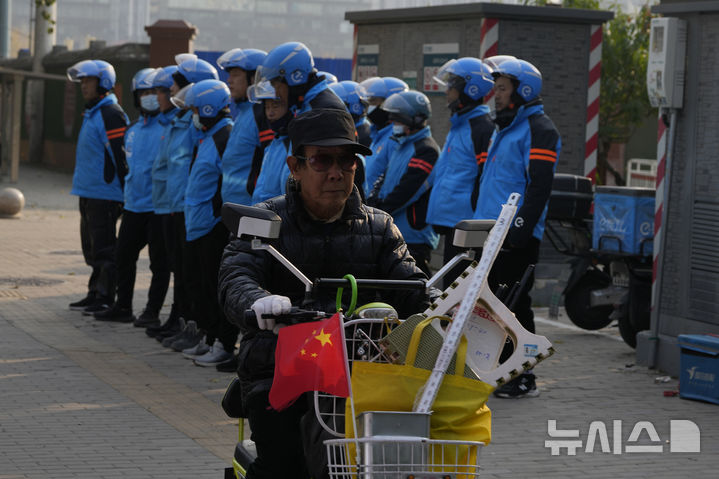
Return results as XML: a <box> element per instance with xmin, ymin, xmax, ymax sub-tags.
<box><xmin>186</xmin><ymin>79</ymin><xmax>231</xmax><ymax>118</ymax></box>
<box><xmin>131</xmin><ymin>68</ymin><xmax>158</xmax><ymax>92</ymax></box>
<box><xmin>175</xmin><ymin>57</ymin><xmax>219</xmax><ymax>85</ymax></box>
<box><xmin>433</xmin><ymin>57</ymin><xmax>494</xmax><ymax>101</ymax></box>
<box><xmin>257</xmin><ymin>42</ymin><xmax>315</xmax><ymax>86</ymax></box>
<box><xmin>329</xmin><ymin>81</ymin><xmax>368</xmax><ymax>117</ymax></box>
<box><xmin>360</xmin><ymin>76</ymin><xmax>409</xmax><ymax>100</ymax></box>
<box><xmin>317</xmin><ymin>71</ymin><xmax>338</xmax><ymax>84</ymax></box>
<box><xmin>382</xmin><ymin>90</ymin><xmax>431</xmax><ymax>130</ymax></box>
<box><xmin>492</xmin><ymin>58</ymin><xmax>542</xmax><ymax>102</ymax></box>
<box><xmin>67</xmin><ymin>59</ymin><xmax>116</xmax><ymax>91</ymax></box>
<box><xmin>217</xmin><ymin>48</ymin><xmax>268</xmax><ymax>72</ymax></box>
<box><xmin>483</xmin><ymin>55</ymin><xmax>517</xmax><ymax>71</ymax></box>
<box><xmin>153</xmin><ymin>66</ymin><xmax>178</xmax><ymax>90</ymax></box>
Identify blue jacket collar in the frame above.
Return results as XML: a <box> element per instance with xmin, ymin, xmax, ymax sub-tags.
<box><xmin>159</xmin><ymin>107</ymin><xmax>178</xmax><ymax>125</ymax></box>
<box><xmin>397</xmin><ymin>125</ymin><xmax>431</xmax><ymax>145</ymax></box>
<box><xmin>85</xmin><ymin>93</ymin><xmax>116</xmax><ymax>114</ymax></box>
<box><xmin>501</xmin><ymin>102</ymin><xmax>544</xmax><ymax>131</ymax></box>
<box><xmin>451</xmin><ymin>104</ymin><xmax>490</xmax><ymax>127</ymax></box>
<box><xmin>203</xmin><ymin>116</ymin><xmax>233</xmax><ymax>137</ymax></box>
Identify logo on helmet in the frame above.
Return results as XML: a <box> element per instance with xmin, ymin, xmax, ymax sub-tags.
<box><xmin>291</xmin><ymin>70</ymin><xmax>304</xmax><ymax>84</ymax></box>
<box><xmin>201</xmin><ymin>104</ymin><xmax>214</xmax><ymax>116</ymax></box>
<box><xmin>467</xmin><ymin>84</ymin><xmax>479</xmax><ymax>97</ymax></box>
<box><xmin>521</xmin><ymin>85</ymin><xmax>533</xmax><ymax>99</ymax></box>
<box><xmin>415</xmin><ymin>95</ymin><xmax>428</xmax><ymax>106</ymax></box>
<box><xmin>514</xmin><ymin>216</ymin><xmax>525</xmax><ymax>228</ymax></box>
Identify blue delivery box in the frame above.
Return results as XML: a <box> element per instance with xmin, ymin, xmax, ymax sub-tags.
<box><xmin>678</xmin><ymin>334</ymin><xmax>719</xmax><ymax>405</ymax></box>
<box><xmin>593</xmin><ymin>186</ymin><xmax>655</xmax><ymax>256</ymax></box>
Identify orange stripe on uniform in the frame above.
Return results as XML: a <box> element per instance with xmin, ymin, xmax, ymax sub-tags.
<box><xmin>106</xmin><ymin>127</ymin><xmax>126</xmax><ymax>135</ymax></box>
<box><xmin>476</xmin><ymin>152</ymin><xmax>488</xmax><ymax>164</ymax></box>
<box><xmin>530</xmin><ymin>148</ymin><xmax>556</xmax><ymax>158</ymax></box>
<box><xmin>107</xmin><ymin>132</ymin><xmax>125</xmax><ymax>140</ymax></box>
<box><xmin>529</xmin><ymin>154</ymin><xmax>557</xmax><ymax>163</ymax></box>
<box><xmin>409</xmin><ymin>158</ymin><xmax>433</xmax><ymax>174</ymax></box>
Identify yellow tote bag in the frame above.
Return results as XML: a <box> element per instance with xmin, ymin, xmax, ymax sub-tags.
<box><xmin>345</xmin><ymin>319</ymin><xmax>493</xmax><ymax>472</ymax></box>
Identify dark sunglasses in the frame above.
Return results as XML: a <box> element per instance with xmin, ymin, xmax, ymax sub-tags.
<box><xmin>296</xmin><ymin>153</ymin><xmax>359</xmax><ymax>172</ymax></box>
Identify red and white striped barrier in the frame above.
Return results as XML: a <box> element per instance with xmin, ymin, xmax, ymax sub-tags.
<box><xmin>351</xmin><ymin>24</ymin><xmax>358</xmax><ymax>81</ymax></box>
<box><xmin>480</xmin><ymin>17</ymin><xmax>498</xmax><ymax>109</ymax></box>
<box><xmin>652</xmin><ymin>113</ymin><xmax>668</xmax><ymax>309</ymax></box>
<box><xmin>584</xmin><ymin>24</ymin><xmax>602</xmax><ymax>182</ymax></box>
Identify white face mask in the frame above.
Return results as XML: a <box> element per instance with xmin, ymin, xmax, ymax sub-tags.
<box><xmin>140</xmin><ymin>94</ymin><xmax>159</xmax><ymax>112</ymax></box>
<box><xmin>192</xmin><ymin>112</ymin><xmax>203</xmax><ymax>130</ymax></box>
<box><xmin>392</xmin><ymin>124</ymin><xmax>406</xmax><ymax>137</ymax></box>
<box><xmin>367</xmin><ymin>104</ymin><xmax>377</xmax><ymax>115</ymax></box>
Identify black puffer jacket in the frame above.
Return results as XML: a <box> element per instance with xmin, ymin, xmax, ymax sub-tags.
<box><xmin>218</xmin><ymin>181</ymin><xmax>430</xmax><ymax>383</ymax></box>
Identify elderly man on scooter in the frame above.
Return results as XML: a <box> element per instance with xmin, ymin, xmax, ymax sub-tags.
<box><xmin>218</xmin><ymin>107</ymin><xmax>433</xmax><ymax>479</ymax></box>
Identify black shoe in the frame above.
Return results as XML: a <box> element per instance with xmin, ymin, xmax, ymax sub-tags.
<box><xmin>155</xmin><ymin>318</ymin><xmax>186</xmax><ymax>343</ymax></box>
<box><xmin>146</xmin><ymin>305</ymin><xmax>180</xmax><ymax>338</ymax></box>
<box><xmin>170</xmin><ymin>320</ymin><xmax>204</xmax><ymax>352</ymax></box>
<box><xmin>162</xmin><ymin>321</ymin><xmax>191</xmax><ymax>348</ymax></box>
<box><xmin>69</xmin><ymin>294</ymin><xmax>96</xmax><ymax>311</ymax></box>
<box><xmin>493</xmin><ymin>373</ymin><xmax>540</xmax><ymax>399</ymax></box>
<box><xmin>82</xmin><ymin>300</ymin><xmax>112</xmax><ymax>316</ymax></box>
<box><xmin>94</xmin><ymin>305</ymin><xmax>135</xmax><ymax>323</ymax></box>
<box><xmin>133</xmin><ymin>309</ymin><xmax>160</xmax><ymax>328</ymax></box>
<box><xmin>215</xmin><ymin>354</ymin><xmax>238</xmax><ymax>373</ymax></box>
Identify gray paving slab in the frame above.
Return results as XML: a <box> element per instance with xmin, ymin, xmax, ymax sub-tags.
<box><xmin>2</xmin><ymin>164</ymin><xmax>719</xmax><ymax>478</ymax></box>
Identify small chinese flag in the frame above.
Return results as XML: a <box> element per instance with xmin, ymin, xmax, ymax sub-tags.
<box><xmin>269</xmin><ymin>313</ymin><xmax>350</xmax><ymax>411</ymax></box>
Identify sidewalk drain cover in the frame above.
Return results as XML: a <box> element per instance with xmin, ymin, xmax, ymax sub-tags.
<box><xmin>0</xmin><ymin>289</ymin><xmax>27</xmax><ymax>299</ymax></box>
<box><xmin>0</xmin><ymin>277</ymin><xmax>63</xmax><ymax>287</ymax></box>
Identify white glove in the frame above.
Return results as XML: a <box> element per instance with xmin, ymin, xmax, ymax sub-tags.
<box><xmin>251</xmin><ymin>295</ymin><xmax>292</xmax><ymax>332</ymax></box>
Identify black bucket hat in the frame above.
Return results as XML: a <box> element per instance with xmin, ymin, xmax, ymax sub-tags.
<box><xmin>288</xmin><ymin>108</ymin><xmax>373</xmax><ymax>156</ymax></box>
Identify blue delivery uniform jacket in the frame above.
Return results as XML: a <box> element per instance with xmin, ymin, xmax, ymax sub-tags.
<box><xmin>292</xmin><ymin>78</ymin><xmax>345</xmax><ymax>116</ymax></box>
<box><xmin>364</xmin><ymin>124</ymin><xmax>397</xmax><ymax>195</ymax></box>
<box><xmin>124</xmin><ymin>112</ymin><xmax>163</xmax><ymax>213</ymax></box>
<box><xmin>373</xmin><ymin>127</ymin><xmax>440</xmax><ymax>248</ymax></box>
<box><xmin>71</xmin><ymin>93</ymin><xmax>129</xmax><ymax>201</ymax></box>
<box><xmin>222</xmin><ymin>101</ymin><xmax>273</xmax><ymax>206</ymax></box>
<box><xmin>473</xmin><ymin>101</ymin><xmax>561</xmax><ymax>246</ymax></box>
<box><xmin>185</xmin><ymin>117</ymin><xmax>233</xmax><ymax>241</ymax></box>
<box><xmin>426</xmin><ymin>105</ymin><xmax>494</xmax><ymax>228</ymax></box>
<box><xmin>167</xmin><ymin>110</ymin><xmax>197</xmax><ymax>214</ymax></box>
<box><xmin>151</xmin><ymin>107</ymin><xmax>179</xmax><ymax>214</ymax></box>
<box><xmin>251</xmin><ymin>134</ymin><xmax>291</xmax><ymax>204</ymax></box>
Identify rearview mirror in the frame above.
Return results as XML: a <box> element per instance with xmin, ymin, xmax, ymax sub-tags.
<box><xmin>452</xmin><ymin>219</ymin><xmax>496</xmax><ymax>248</ymax></box>
<box><xmin>221</xmin><ymin>203</ymin><xmax>282</xmax><ymax>239</ymax></box>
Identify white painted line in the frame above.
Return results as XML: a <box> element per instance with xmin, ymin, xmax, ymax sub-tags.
<box><xmin>534</xmin><ymin>316</ymin><xmax>624</xmax><ymax>342</ymax></box>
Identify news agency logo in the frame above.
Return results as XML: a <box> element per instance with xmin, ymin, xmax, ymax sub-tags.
<box><xmin>545</xmin><ymin>419</ymin><xmax>700</xmax><ymax>455</ymax></box>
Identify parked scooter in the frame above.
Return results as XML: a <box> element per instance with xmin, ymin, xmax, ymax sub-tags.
<box><xmin>545</xmin><ymin>174</ymin><xmax>653</xmax><ymax>347</ymax></box>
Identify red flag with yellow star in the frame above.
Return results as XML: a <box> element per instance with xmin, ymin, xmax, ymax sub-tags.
<box><xmin>269</xmin><ymin>313</ymin><xmax>350</xmax><ymax>411</ymax></box>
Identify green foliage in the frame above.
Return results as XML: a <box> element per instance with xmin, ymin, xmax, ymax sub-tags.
<box><xmin>35</xmin><ymin>0</ymin><xmax>57</xmax><ymax>34</ymax></box>
<box><xmin>597</xmin><ymin>4</ymin><xmax>655</xmax><ymax>184</ymax></box>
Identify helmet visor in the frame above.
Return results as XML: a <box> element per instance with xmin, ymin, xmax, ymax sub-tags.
<box><xmin>432</xmin><ymin>59</ymin><xmax>458</xmax><ymax>87</ymax></box>
<box><xmin>67</xmin><ymin>60</ymin><xmax>97</xmax><ymax>82</ymax></box>
<box><xmin>175</xmin><ymin>53</ymin><xmax>197</xmax><ymax>65</ymax></box>
<box><xmin>381</xmin><ymin>93</ymin><xmax>414</xmax><ymax>115</ymax></box>
<box><xmin>247</xmin><ymin>80</ymin><xmax>278</xmax><ymax>104</ymax></box>
<box><xmin>170</xmin><ymin>83</ymin><xmax>192</xmax><ymax>109</ymax></box>
<box><xmin>217</xmin><ymin>48</ymin><xmax>243</xmax><ymax>70</ymax></box>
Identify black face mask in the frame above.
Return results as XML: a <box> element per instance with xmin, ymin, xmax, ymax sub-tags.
<box><xmin>269</xmin><ymin>110</ymin><xmax>293</xmax><ymax>134</ymax></box>
<box><xmin>368</xmin><ymin>107</ymin><xmax>389</xmax><ymax>128</ymax></box>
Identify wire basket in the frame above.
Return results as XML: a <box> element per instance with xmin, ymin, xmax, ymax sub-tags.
<box><xmin>325</xmin><ymin>435</ymin><xmax>483</xmax><ymax>479</ymax></box>
<box><xmin>315</xmin><ymin>317</ymin><xmax>400</xmax><ymax>437</ymax></box>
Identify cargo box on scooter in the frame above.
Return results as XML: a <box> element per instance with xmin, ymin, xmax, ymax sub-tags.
<box><xmin>593</xmin><ymin>186</ymin><xmax>655</xmax><ymax>256</ymax></box>
<box><xmin>547</xmin><ymin>174</ymin><xmax>594</xmax><ymax>220</ymax></box>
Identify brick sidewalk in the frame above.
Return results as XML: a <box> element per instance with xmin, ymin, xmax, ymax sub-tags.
<box><xmin>1</xmin><ymin>165</ymin><xmax>717</xmax><ymax>478</ymax></box>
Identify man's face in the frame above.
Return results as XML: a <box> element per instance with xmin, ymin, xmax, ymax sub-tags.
<box><xmin>493</xmin><ymin>76</ymin><xmax>514</xmax><ymax>111</ymax></box>
<box><xmin>264</xmin><ymin>98</ymin><xmax>287</xmax><ymax>122</ymax></box>
<box><xmin>446</xmin><ymin>87</ymin><xmax>460</xmax><ymax>105</ymax></box>
<box><xmin>271</xmin><ymin>79</ymin><xmax>289</xmax><ymax>106</ymax></box>
<box><xmin>157</xmin><ymin>89</ymin><xmax>173</xmax><ymax>111</ymax></box>
<box><xmin>287</xmin><ymin>145</ymin><xmax>356</xmax><ymax>220</ymax></box>
<box><xmin>80</xmin><ymin>76</ymin><xmax>100</xmax><ymax>101</ymax></box>
<box><xmin>227</xmin><ymin>68</ymin><xmax>249</xmax><ymax>100</ymax></box>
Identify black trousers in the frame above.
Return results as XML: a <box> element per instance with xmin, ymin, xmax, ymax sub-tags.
<box><xmin>489</xmin><ymin>237</ymin><xmax>541</xmax><ymax>334</ymax></box>
<box><xmin>164</xmin><ymin>212</ymin><xmax>189</xmax><ymax>320</ymax></box>
<box><xmin>79</xmin><ymin>197</ymin><xmax>122</xmax><ymax>301</ymax></box>
<box><xmin>245</xmin><ymin>390</ymin><xmax>312</xmax><ymax>479</ymax></box>
<box><xmin>407</xmin><ymin>243</ymin><xmax>433</xmax><ymax>278</ymax></box>
<box><xmin>115</xmin><ymin>210</ymin><xmax>170</xmax><ymax>313</ymax></box>
<box><xmin>182</xmin><ymin>222</ymin><xmax>236</xmax><ymax>350</ymax></box>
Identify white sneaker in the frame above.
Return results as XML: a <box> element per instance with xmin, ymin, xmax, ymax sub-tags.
<box><xmin>182</xmin><ymin>336</ymin><xmax>210</xmax><ymax>360</ymax></box>
<box><xmin>193</xmin><ymin>339</ymin><xmax>232</xmax><ymax>367</ymax></box>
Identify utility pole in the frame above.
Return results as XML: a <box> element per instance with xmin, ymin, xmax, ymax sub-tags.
<box><xmin>28</xmin><ymin>0</ymin><xmax>57</xmax><ymax>164</ymax></box>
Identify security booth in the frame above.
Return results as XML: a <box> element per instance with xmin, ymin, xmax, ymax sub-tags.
<box><xmin>346</xmin><ymin>2</ymin><xmax>613</xmax><ymax>305</ymax></box>
<box><xmin>635</xmin><ymin>0</ymin><xmax>719</xmax><ymax>376</ymax></box>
